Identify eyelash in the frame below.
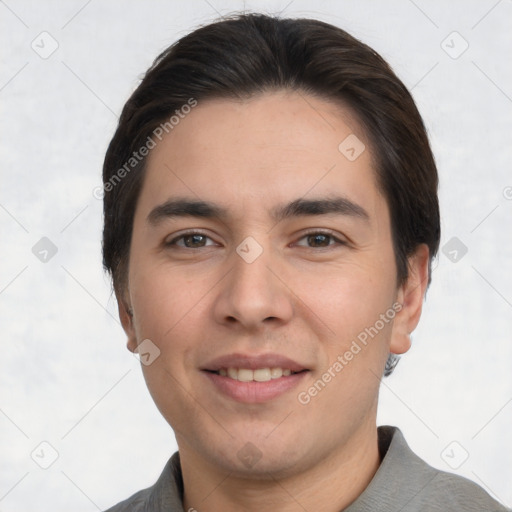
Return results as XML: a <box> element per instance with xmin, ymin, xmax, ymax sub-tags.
<box><xmin>165</xmin><ymin>229</ymin><xmax>347</xmax><ymax>249</ymax></box>
<box><xmin>295</xmin><ymin>229</ymin><xmax>347</xmax><ymax>248</ymax></box>
<box><xmin>165</xmin><ymin>230</ymin><xmax>215</xmax><ymax>248</ymax></box>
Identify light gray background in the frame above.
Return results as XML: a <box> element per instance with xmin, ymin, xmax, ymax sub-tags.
<box><xmin>1</xmin><ymin>0</ymin><xmax>511</xmax><ymax>510</ymax></box>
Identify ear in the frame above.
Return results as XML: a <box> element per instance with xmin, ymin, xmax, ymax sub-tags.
<box><xmin>116</xmin><ymin>291</ymin><xmax>138</xmax><ymax>353</ymax></box>
<box><xmin>390</xmin><ymin>244</ymin><xmax>430</xmax><ymax>355</ymax></box>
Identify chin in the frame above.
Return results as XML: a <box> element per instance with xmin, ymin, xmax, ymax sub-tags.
<box><xmin>221</xmin><ymin>447</ymin><xmax>308</xmax><ymax>479</ymax></box>
<box><xmin>195</xmin><ymin>429</ymin><xmax>313</xmax><ymax>479</ymax></box>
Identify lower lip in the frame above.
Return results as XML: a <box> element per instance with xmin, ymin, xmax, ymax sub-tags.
<box><xmin>202</xmin><ymin>371</ymin><xmax>308</xmax><ymax>403</ymax></box>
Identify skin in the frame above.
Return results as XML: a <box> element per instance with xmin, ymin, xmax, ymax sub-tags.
<box><xmin>118</xmin><ymin>90</ymin><xmax>429</xmax><ymax>511</ymax></box>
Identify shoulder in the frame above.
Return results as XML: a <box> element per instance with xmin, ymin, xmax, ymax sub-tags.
<box><xmin>102</xmin><ymin>452</ymin><xmax>184</xmax><ymax>512</ymax></box>
<box><xmin>344</xmin><ymin>426</ymin><xmax>510</xmax><ymax>512</ymax></box>
<box><xmin>103</xmin><ymin>488</ymin><xmax>149</xmax><ymax>512</ymax></box>
<box><xmin>421</xmin><ymin>469</ymin><xmax>510</xmax><ymax>510</ymax></box>
<box><xmin>391</xmin><ymin>429</ymin><xmax>508</xmax><ymax>512</ymax></box>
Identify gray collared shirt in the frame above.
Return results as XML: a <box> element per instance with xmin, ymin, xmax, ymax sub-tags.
<box><xmin>104</xmin><ymin>426</ymin><xmax>510</xmax><ymax>511</ymax></box>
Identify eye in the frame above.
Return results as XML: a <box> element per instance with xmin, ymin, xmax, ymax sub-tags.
<box><xmin>295</xmin><ymin>231</ymin><xmax>345</xmax><ymax>248</ymax></box>
<box><xmin>166</xmin><ymin>232</ymin><xmax>217</xmax><ymax>248</ymax></box>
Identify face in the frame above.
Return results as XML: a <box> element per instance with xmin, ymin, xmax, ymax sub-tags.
<box><xmin>120</xmin><ymin>91</ymin><xmax>427</xmax><ymax>477</ymax></box>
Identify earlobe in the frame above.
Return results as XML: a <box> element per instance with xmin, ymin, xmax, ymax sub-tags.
<box><xmin>390</xmin><ymin>332</ymin><xmax>411</xmax><ymax>355</ymax></box>
<box><xmin>116</xmin><ymin>293</ymin><xmax>138</xmax><ymax>353</ymax></box>
<box><xmin>390</xmin><ymin>244</ymin><xmax>430</xmax><ymax>355</ymax></box>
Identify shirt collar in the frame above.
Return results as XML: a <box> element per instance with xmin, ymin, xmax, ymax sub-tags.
<box><xmin>143</xmin><ymin>425</ymin><xmax>437</xmax><ymax>511</ymax></box>
<box><xmin>343</xmin><ymin>425</ymin><xmax>440</xmax><ymax>511</ymax></box>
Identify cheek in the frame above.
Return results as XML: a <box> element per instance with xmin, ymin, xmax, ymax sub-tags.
<box><xmin>295</xmin><ymin>261</ymin><xmax>396</xmax><ymax>341</ymax></box>
<box><xmin>129</xmin><ymin>264</ymin><xmax>208</xmax><ymax>352</ymax></box>
<box><xmin>129</xmin><ymin>267</ymin><xmax>210</xmax><ymax>426</ymax></box>
<box><xmin>298</xmin><ymin>269</ymin><xmax>395</xmax><ymax>416</ymax></box>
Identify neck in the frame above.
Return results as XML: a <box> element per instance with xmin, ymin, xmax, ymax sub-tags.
<box><xmin>179</xmin><ymin>422</ymin><xmax>381</xmax><ymax>512</ymax></box>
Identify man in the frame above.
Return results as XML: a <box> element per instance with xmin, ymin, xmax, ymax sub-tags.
<box><xmin>102</xmin><ymin>13</ymin><xmax>509</xmax><ymax>512</ymax></box>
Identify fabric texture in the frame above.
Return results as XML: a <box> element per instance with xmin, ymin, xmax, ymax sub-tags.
<box><xmin>104</xmin><ymin>426</ymin><xmax>510</xmax><ymax>511</ymax></box>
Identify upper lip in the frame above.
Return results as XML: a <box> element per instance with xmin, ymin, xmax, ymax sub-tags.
<box><xmin>201</xmin><ymin>353</ymin><xmax>309</xmax><ymax>372</ymax></box>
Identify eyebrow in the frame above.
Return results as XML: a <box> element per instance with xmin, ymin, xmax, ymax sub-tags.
<box><xmin>272</xmin><ymin>197</ymin><xmax>369</xmax><ymax>223</ymax></box>
<box><xmin>147</xmin><ymin>198</ymin><xmax>227</xmax><ymax>225</ymax></box>
<box><xmin>147</xmin><ymin>196</ymin><xmax>369</xmax><ymax>226</ymax></box>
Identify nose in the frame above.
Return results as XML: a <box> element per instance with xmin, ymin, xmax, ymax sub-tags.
<box><xmin>212</xmin><ymin>240</ymin><xmax>294</xmax><ymax>331</ymax></box>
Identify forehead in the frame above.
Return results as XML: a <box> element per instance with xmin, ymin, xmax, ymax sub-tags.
<box><xmin>138</xmin><ymin>91</ymin><xmax>383</xmax><ymax>221</ymax></box>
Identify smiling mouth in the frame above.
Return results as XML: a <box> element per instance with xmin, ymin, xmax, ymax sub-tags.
<box><xmin>205</xmin><ymin>367</ymin><xmax>308</xmax><ymax>382</ymax></box>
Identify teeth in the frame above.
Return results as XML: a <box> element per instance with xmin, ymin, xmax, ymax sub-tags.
<box><xmin>254</xmin><ymin>368</ymin><xmax>271</xmax><ymax>382</ymax></box>
<box><xmin>218</xmin><ymin>367</ymin><xmax>297</xmax><ymax>381</ymax></box>
<box><xmin>270</xmin><ymin>368</ymin><xmax>283</xmax><ymax>379</ymax></box>
<box><xmin>238</xmin><ymin>368</ymin><xmax>254</xmax><ymax>382</ymax></box>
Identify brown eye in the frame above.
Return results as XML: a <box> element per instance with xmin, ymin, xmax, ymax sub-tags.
<box><xmin>183</xmin><ymin>234</ymin><xmax>208</xmax><ymax>247</ymax></box>
<box><xmin>167</xmin><ymin>232</ymin><xmax>216</xmax><ymax>248</ymax></box>
<box><xmin>307</xmin><ymin>234</ymin><xmax>331</xmax><ymax>247</ymax></box>
<box><xmin>295</xmin><ymin>231</ymin><xmax>346</xmax><ymax>249</ymax></box>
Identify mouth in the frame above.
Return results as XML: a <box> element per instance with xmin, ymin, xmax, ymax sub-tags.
<box><xmin>201</xmin><ymin>353</ymin><xmax>310</xmax><ymax>403</ymax></box>
<box><xmin>205</xmin><ymin>367</ymin><xmax>306</xmax><ymax>382</ymax></box>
